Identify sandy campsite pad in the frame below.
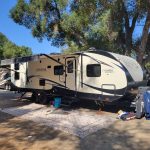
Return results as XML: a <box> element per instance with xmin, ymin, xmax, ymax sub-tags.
<box><xmin>0</xmin><ymin>103</ymin><xmax>116</xmax><ymax>138</ymax></box>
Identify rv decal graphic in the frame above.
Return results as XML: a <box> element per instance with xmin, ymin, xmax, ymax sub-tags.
<box><xmin>82</xmin><ymin>83</ymin><xmax>126</xmax><ymax>95</ymax></box>
<box><xmin>27</xmin><ymin>75</ymin><xmax>41</xmax><ymax>83</ymax></box>
<box><xmin>113</xmin><ymin>63</ymin><xmax>125</xmax><ymax>71</ymax></box>
<box><xmin>27</xmin><ymin>75</ymin><xmax>41</xmax><ymax>80</ymax></box>
<box><xmin>36</xmin><ymin>68</ymin><xmax>47</xmax><ymax>72</ymax></box>
<box><xmin>82</xmin><ymin>53</ymin><xmax>113</xmax><ymax>68</ymax></box>
<box><xmin>103</xmin><ymin>69</ymin><xmax>113</xmax><ymax>73</ymax></box>
<box><xmin>40</xmin><ymin>78</ymin><xmax>67</xmax><ymax>89</ymax></box>
<box><xmin>40</xmin><ymin>54</ymin><xmax>66</xmax><ymax>67</ymax></box>
<box><xmin>114</xmin><ymin>62</ymin><xmax>134</xmax><ymax>82</ymax></box>
<box><xmin>88</xmin><ymin>51</ymin><xmax>118</xmax><ymax>61</ymax></box>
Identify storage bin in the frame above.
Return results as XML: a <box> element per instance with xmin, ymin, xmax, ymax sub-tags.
<box><xmin>54</xmin><ymin>97</ymin><xmax>61</xmax><ymax>108</ymax></box>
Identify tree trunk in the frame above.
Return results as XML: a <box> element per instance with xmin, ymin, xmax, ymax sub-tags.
<box><xmin>138</xmin><ymin>9</ymin><xmax>150</xmax><ymax>65</ymax></box>
<box><xmin>125</xmin><ymin>31</ymin><xmax>133</xmax><ymax>55</ymax></box>
<box><xmin>123</xmin><ymin>2</ymin><xmax>139</xmax><ymax>55</ymax></box>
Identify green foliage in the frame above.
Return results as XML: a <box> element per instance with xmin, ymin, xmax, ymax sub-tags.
<box><xmin>10</xmin><ymin>0</ymin><xmax>150</xmax><ymax>61</ymax></box>
<box><xmin>62</xmin><ymin>41</ymin><xmax>88</xmax><ymax>54</ymax></box>
<box><xmin>85</xmin><ymin>10</ymin><xmax>118</xmax><ymax>50</ymax></box>
<box><xmin>10</xmin><ymin>0</ymin><xmax>66</xmax><ymax>46</ymax></box>
<box><xmin>145</xmin><ymin>62</ymin><xmax>150</xmax><ymax>69</ymax></box>
<box><xmin>0</xmin><ymin>32</ymin><xmax>32</xmax><ymax>59</ymax></box>
<box><xmin>0</xmin><ymin>33</ymin><xmax>8</xmax><ymax>58</ymax></box>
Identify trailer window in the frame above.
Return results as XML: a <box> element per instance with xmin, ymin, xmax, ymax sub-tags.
<box><xmin>47</xmin><ymin>65</ymin><xmax>51</xmax><ymax>69</ymax></box>
<box><xmin>86</xmin><ymin>64</ymin><xmax>101</xmax><ymax>77</ymax></box>
<box><xmin>15</xmin><ymin>72</ymin><xmax>19</xmax><ymax>80</ymax></box>
<box><xmin>15</xmin><ymin>63</ymin><xmax>20</xmax><ymax>80</ymax></box>
<box><xmin>15</xmin><ymin>63</ymin><xmax>19</xmax><ymax>70</ymax></box>
<box><xmin>39</xmin><ymin>79</ymin><xmax>45</xmax><ymax>86</ymax></box>
<box><xmin>54</xmin><ymin>65</ymin><xmax>64</xmax><ymax>75</ymax></box>
<box><xmin>67</xmin><ymin>60</ymin><xmax>73</xmax><ymax>73</ymax></box>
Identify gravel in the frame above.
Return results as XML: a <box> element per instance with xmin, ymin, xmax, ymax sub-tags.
<box><xmin>1</xmin><ymin>103</ymin><xmax>116</xmax><ymax>138</ymax></box>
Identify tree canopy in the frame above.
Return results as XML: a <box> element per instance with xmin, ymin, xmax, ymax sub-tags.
<box><xmin>0</xmin><ymin>32</ymin><xmax>32</xmax><ymax>59</ymax></box>
<box><xmin>10</xmin><ymin>0</ymin><xmax>150</xmax><ymax>64</ymax></box>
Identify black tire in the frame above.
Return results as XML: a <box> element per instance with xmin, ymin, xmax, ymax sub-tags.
<box><xmin>38</xmin><ymin>92</ymin><xmax>48</xmax><ymax>104</ymax></box>
<box><xmin>31</xmin><ymin>92</ymin><xmax>39</xmax><ymax>103</ymax></box>
<box><xmin>4</xmin><ymin>84</ymin><xmax>7</xmax><ymax>90</ymax></box>
<box><xmin>4</xmin><ymin>84</ymin><xmax>6</xmax><ymax>90</ymax></box>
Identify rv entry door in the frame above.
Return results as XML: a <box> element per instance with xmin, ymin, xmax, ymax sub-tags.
<box><xmin>65</xmin><ymin>57</ymin><xmax>76</xmax><ymax>91</ymax></box>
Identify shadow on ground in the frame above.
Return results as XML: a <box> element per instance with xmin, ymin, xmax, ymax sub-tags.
<box><xmin>0</xmin><ymin>90</ymin><xmax>149</xmax><ymax>150</ymax></box>
<box><xmin>80</xmin><ymin>119</ymin><xmax>150</xmax><ymax>150</ymax></box>
<box><xmin>68</xmin><ymin>94</ymin><xmax>136</xmax><ymax>114</ymax></box>
<box><xmin>0</xmin><ymin>111</ymin><xmax>80</xmax><ymax>150</ymax></box>
<box><xmin>0</xmin><ymin>111</ymin><xmax>149</xmax><ymax>150</ymax></box>
<box><xmin>0</xmin><ymin>91</ymin><xmax>31</xmax><ymax>109</ymax></box>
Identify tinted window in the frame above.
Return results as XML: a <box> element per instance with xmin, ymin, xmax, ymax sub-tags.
<box><xmin>54</xmin><ymin>65</ymin><xmax>64</xmax><ymax>75</ymax></box>
<box><xmin>47</xmin><ymin>65</ymin><xmax>51</xmax><ymax>68</ymax></box>
<box><xmin>15</xmin><ymin>72</ymin><xmax>19</xmax><ymax>80</ymax></box>
<box><xmin>14</xmin><ymin>63</ymin><xmax>20</xmax><ymax>80</ymax></box>
<box><xmin>39</xmin><ymin>79</ymin><xmax>45</xmax><ymax>86</ymax></box>
<box><xmin>86</xmin><ymin>64</ymin><xmax>101</xmax><ymax>77</ymax></box>
<box><xmin>15</xmin><ymin>63</ymin><xmax>19</xmax><ymax>70</ymax></box>
<box><xmin>67</xmin><ymin>60</ymin><xmax>73</xmax><ymax>73</ymax></box>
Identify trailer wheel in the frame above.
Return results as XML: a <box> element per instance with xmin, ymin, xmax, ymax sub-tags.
<box><xmin>5</xmin><ymin>84</ymin><xmax>8</xmax><ymax>90</ymax></box>
<box><xmin>31</xmin><ymin>92</ymin><xmax>39</xmax><ymax>103</ymax></box>
<box><xmin>39</xmin><ymin>92</ymin><xmax>48</xmax><ymax>104</ymax></box>
<box><xmin>31</xmin><ymin>92</ymin><xmax>35</xmax><ymax>102</ymax></box>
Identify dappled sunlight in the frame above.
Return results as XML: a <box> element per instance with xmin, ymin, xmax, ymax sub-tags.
<box><xmin>80</xmin><ymin>120</ymin><xmax>150</xmax><ymax>150</ymax></box>
<box><xmin>0</xmin><ymin>91</ymin><xmax>31</xmax><ymax>109</ymax></box>
<box><xmin>0</xmin><ymin>90</ymin><xmax>150</xmax><ymax>150</ymax></box>
<box><xmin>1</xmin><ymin>103</ymin><xmax>116</xmax><ymax>138</ymax></box>
<box><xmin>0</xmin><ymin>111</ymin><xmax>150</xmax><ymax>150</ymax></box>
<box><xmin>0</xmin><ymin>114</ymin><xmax>80</xmax><ymax>150</ymax></box>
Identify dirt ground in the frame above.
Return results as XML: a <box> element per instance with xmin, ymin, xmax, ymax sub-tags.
<box><xmin>0</xmin><ymin>90</ymin><xmax>150</xmax><ymax>150</ymax></box>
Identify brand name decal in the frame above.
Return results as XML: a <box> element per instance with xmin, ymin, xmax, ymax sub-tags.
<box><xmin>36</xmin><ymin>68</ymin><xmax>47</xmax><ymax>72</ymax></box>
<box><xmin>103</xmin><ymin>69</ymin><xmax>113</xmax><ymax>73</ymax></box>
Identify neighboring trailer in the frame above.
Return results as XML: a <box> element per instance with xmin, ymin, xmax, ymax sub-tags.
<box><xmin>0</xmin><ymin>50</ymin><xmax>146</xmax><ymax>104</ymax></box>
<box><xmin>0</xmin><ymin>68</ymin><xmax>11</xmax><ymax>90</ymax></box>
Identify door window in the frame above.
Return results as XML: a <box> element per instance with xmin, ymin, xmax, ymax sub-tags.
<box><xmin>67</xmin><ymin>60</ymin><xmax>73</xmax><ymax>73</ymax></box>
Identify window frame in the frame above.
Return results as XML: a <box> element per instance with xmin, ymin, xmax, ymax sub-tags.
<box><xmin>54</xmin><ymin>65</ymin><xmax>64</xmax><ymax>75</ymax></box>
<box><xmin>15</xmin><ymin>72</ymin><xmax>20</xmax><ymax>80</ymax></box>
<box><xmin>14</xmin><ymin>63</ymin><xmax>20</xmax><ymax>80</ymax></box>
<box><xmin>67</xmin><ymin>60</ymin><xmax>74</xmax><ymax>73</ymax></box>
<box><xmin>39</xmin><ymin>79</ymin><xmax>45</xmax><ymax>86</ymax></box>
<box><xmin>86</xmin><ymin>64</ymin><xmax>101</xmax><ymax>77</ymax></box>
<box><xmin>15</xmin><ymin>63</ymin><xmax>19</xmax><ymax>70</ymax></box>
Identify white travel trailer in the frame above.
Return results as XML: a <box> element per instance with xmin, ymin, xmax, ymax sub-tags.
<box><xmin>0</xmin><ymin>50</ymin><xmax>146</xmax><ymax>104</ymax></box>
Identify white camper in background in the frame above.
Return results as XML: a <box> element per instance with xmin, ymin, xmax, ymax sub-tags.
<box><xmin>0</xmin><ymin>50</ymin><xmax>146</xmax><ymax>104</ymax></box>
<box><xmin>0</xmin><ymin>68</ymin><xmax>11</xmax><ymax>90</ymax></box>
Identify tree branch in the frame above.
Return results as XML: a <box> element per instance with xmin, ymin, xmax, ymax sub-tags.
<box><xmin>138</xmin><ymin>9</ymin><xmax>150</xmax><ymax>64</ymax></box>
<box><xmin>53</xmin><ymin>0</ymin><xmax>61</xmax><ymax>19</ymax></box>
<box><xmin>130</xmin><ymin>12</ymin><xmax>139</xmax><ymax>33</ymax></box>
<box><xmin>122</xmin><ymin>2</ymin><xmax>129</xmax><ymax>31</ymax></box>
